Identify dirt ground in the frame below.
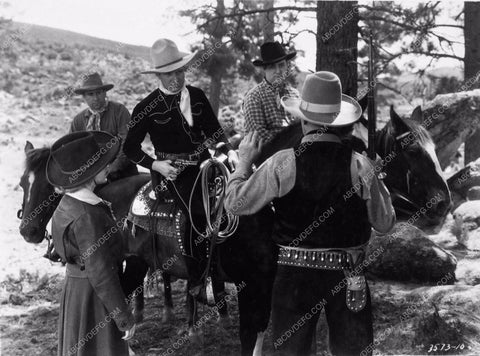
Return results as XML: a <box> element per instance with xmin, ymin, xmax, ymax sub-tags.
<box><xmin>1</xmin><ymin>91</ymin><xmax>480</xmax><ymax>356</ymax></box>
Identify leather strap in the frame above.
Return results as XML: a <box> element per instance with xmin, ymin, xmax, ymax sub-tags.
<box><xmin>278</xmin><ymin>244</ymin><xmax>368</xmax><ymax>312</ymax></box>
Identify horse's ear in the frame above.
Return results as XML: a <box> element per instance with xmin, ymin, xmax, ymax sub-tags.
<box><xmin>24</xmin><ymin>141</ymin><xmax>34</xmax><ymax>153</ymax></box>
<box><xmin>358</xmin><ymin>95</ymin><xmax>368</xmax><ymax>112</ymax></box>
<box><xmin>410</xmin><ymin>106</ymin><xmax>423</xmax><ymax>123</ymax></box>
<box><xmin>390</xmin><ymin>105</ymin><xmax>410</xmax><ymax>134</ymax></box>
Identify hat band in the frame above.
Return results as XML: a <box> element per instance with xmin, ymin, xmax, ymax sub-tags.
<box><xmin>155</xmin><ymin>57</ymin><xmax>185</xmax><ymax>69</ymax></box>
<box><xmin>300</xmin><ymin>100</ymin><xmax>341</xmax><ymax>114</ymax></box>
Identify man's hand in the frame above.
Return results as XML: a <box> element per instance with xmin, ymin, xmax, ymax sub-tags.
<box><xmin>227</xmin><ymin>150</ymin><xmax>239</xmax><ymax>171</ymax></box>
<box><xmin>122</xmin><ymin>323</ymin><xmax>136</xmax><ymax>340</ymax></box>
<box><xmin>362</xmin><ymin>151</ymin><xmax>386</xmax><ymax>179</ymax></box>
<box><xmin>152</xmin><ymin>160</ymin><xmax>179</xmax><ymax>181</ymax></box>
<box><xmin>238</xmin><ymin>131</ymin><xmax>263</xmax><ymax>171</ymax></box>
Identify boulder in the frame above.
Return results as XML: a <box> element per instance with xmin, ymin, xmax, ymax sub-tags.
<box><xmin>366</xmin><ymin>223</ymin><xmax>457</xmax><ymax>283</ymax></box>
<box><xmin>452</xmin><ymin>201</ymin><xmax>480</xmax><ymax>250</ymax></box>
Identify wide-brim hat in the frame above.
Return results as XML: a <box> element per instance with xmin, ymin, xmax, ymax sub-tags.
<box><xmin>281</xmin><ymin>71</ymin><xmax>362</xmax><ymax>127</ymax></box>
<box><xmin>46</xmin><ymin>131</ymin><xmax>120</xmax><ymax>189</ymax></box>
<box><xmin>74</xmin><ymin>72</ymin><xmax>114</xmax><ymax>94</ymax></box>
<box><xmin>252</xmin><ymin>41</ymin><xmax>296</xmax><ymax>67</ymax></box>
<box><xmin>142</xmin><ymin>38</ymin><xmax>197</xmax><ymax>74</ymax></box>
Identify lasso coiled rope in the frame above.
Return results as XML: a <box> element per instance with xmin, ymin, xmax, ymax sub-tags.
<box><xmin>188</xmin><ymin>158</ymin><xmax>239</xmax><ymax>243</ymax></box>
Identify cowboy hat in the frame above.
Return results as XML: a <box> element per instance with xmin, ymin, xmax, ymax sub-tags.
<box><xmin>74</xmin><ymin>72</ymin><xmax>114</xmax><ymax>94</ymax></box>
<box><xmin>141</xmin><ymin>38</ymin><xmax>197</xmax><ymax>74</ymax></box>
<box><xmin>252</xmin><ymin>41</ymin><xmax>296</xmax><ymax>67</ymax></box>
<box><xmin>46</xmin><ymin>131</ymin><xmax>120</xmax><ymax>189</ymax></box>
<box><xmin>281</xmin><ymin>71</ymin><xmax>362</xmax><ymax>127</ymax></box>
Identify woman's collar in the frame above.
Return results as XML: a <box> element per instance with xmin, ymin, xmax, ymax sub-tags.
<box><xmin>65</xmin><ymin>187</ymin><xmax>103</xmax><ymax>205</ymax></box>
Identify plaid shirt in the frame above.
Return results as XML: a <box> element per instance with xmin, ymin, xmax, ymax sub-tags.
<box><xmin>243</xmin><ymin>79</ymin><xmax>299</xmax><ymax>143</ymax></box>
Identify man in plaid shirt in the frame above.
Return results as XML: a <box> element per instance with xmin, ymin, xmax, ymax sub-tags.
<box><xmin>243</xmin><ymin>41</ymin><xmax>300</xmax><ymax>143</ymax></box>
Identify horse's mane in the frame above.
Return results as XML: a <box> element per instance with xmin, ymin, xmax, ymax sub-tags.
<box><xmin>26</xmin><ymin>147</ymin><xmax>50</xmax><ymax>173</ymax></box>
<box><xmin>378</xmin><ymin>116</ymin><xmax>433</xmax><ymax>156</ymax></box>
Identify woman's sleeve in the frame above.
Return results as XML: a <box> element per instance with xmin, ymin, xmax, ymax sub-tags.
<box><xmin>72</xmin><ymin>212</ymin><xmax>134</xmax><ymax>332</ymax></box>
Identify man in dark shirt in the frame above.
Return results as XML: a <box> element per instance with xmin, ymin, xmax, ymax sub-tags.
<box><xmin>71</xmin><ymin>72</ymin><xmax>138</xmax><ymax>181</ymax></box>
<box><xmin>124</xmin><ymin>38</ymin><xmax>238</xmax><ymax>299</ymax></box>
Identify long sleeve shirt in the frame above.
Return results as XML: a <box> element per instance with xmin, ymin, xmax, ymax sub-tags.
<box><xmin>70</xmin><ymin>101</ymin><xmax>132</xmax><ymax>174</ymax></box>
<box><xmin>225</xmin><ymin>134</ymin><xmax>395</xmax><ymax>234</ymax></box>
<box><xmin>243</xmin><ymin>79</ymin><xmax>299</xmax><ymax>143</ymax></box>
<box><xmin>124</xmin><ymin>86</ymin><xmax>231</xmax><ymax>170</ymax></box>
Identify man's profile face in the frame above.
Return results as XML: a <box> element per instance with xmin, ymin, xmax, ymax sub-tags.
<box><xmin>157</xmin><ymin>68</ymin><xmax>185</xmax><ymax>93</ymax></box>
<box><xmin>264</xmin><ymin>60</ymin><xmax>289</xmax><ymax>86</ymax></box>
<box><xmin>83</xmin><ymin>89</ymin><xmax>107</xmax><ymax>111</ymax></box>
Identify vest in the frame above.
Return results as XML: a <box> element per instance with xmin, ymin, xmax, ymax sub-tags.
<box><xmin>273</xmin><ymin>141</ymin><xmax>371</xmax><ymax>248</ymax></box>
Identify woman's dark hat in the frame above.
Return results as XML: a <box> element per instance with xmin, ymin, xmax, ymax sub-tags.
<box><xmin>46</xmin><ymin>131</ymin><xmax>120</xmax><ymax>189</ymax></box>
<box><xmin>252</xmin><ymin>41</ymin><xmax>297</xmax><ymax>67</ymax></box>
<box><xmin>74</xmin><ymin>73</ymin><xmax>114</xmax><ymax>94</ymax></box>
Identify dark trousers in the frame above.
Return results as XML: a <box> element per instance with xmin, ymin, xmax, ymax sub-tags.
<box><xmin>151</xmin><ymin>167</ymin><xmax>208</xmax><ymax>286</ymax></box>
<box><xmin>271</xmin><ymin>265</ymin><xmax>373</xmax><ymax>356</ymax></box>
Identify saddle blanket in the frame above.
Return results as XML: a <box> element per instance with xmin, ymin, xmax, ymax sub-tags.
<box><xmin>127</xmin><ymin>181</ymin><xmax>187</xmax><ymax>242</ymax></box>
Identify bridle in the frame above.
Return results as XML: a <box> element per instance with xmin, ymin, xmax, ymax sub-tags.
<box><xmin>17</xmin><ymin>178</ymin><xmax>62</xmax><ymax>262</ymax></box>
<box><xmin>388</xmin><ymin>130</ymin><xmax>420</xmax><ymax>215</ymax></box>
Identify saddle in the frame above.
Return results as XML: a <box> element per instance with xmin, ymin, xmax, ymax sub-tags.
<box><xmin>127</xmin><ymin>181</ymin><xmax>187</xmax><ymax>255</ymax></box>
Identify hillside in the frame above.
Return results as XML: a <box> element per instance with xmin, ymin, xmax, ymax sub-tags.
<box><xmin>1</xmin><ymin>21</ymin><xmax>479</xmax><ymax>356</ymax></box>
<box><xmin>8</xmin><ymin>21</ymin><xmax>151</xmax><ymax>61</ymax></box>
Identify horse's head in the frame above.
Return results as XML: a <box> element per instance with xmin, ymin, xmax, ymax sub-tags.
<box><xmin>376</xmin><ymin>106</ymin><xmax>452</xmax><ymax>227</ymax></box>
<box><xmin>18</xmin><ymin>142</ymin><xmax>60</xmax><ymax>243</ymax></box>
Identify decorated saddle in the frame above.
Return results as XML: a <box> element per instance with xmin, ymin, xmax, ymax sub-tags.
<box><xmin>127</xmin><ymin>181</ymin><xmax>187</xmax><ymax>254</ymax></box>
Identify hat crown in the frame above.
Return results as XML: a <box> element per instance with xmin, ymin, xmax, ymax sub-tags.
<box><xmin>253</xmin><ymin>41</ymin><xmax>296</xmax><ymax>66</ymax></box>
<box><xmin>79</xmin><ymin>72</ymin><xmax>105</xmax><ymax>90</ymax></box>
<box><xmin>75</xmin><ymin>72</ymin><xmax>113</xmax><ymax>94</ymax></box>
<box><xmin>51</xmin><ymin>132</ymin><xmax>101</xmax><ymax>173</ymax></box>
<box><xmin>260</xmin><ymin>42</ymin><xmax>287</xmax><ymax>62</ymax></box>
<box><xmin>301</xmin><ymin>71</ymin><xmax>342</xmax><ymax>112</ymax></box>
<box><xmin>151</xmin><ymin>39</ymin><xmax>185</xmax><ymax>69</ymax></box>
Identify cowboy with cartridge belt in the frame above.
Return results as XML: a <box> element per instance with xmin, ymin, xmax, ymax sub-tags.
<box><xmin>123</xmin><ymin>38</ymin><xmax>238</xmax><ymax>300</ymax></box>
<box><xmin>225</xmin><ymin>71</ymin><xmax>395</xmax><ymax>355</ymax></box>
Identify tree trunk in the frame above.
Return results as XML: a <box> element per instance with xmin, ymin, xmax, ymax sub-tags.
<box><xmin>316</xmin><ymin>1</ymin><xmax>359</xmax><ymax>96</ymax></box>
<box><xmin>209</xmin><ymin>71</ymin><xmax>222</xmax><ymax>116</ymax></box>
<box><xmin>208</xmin><ymin>0</ymin><xmax>225</xmax><ymax>116</ymax></box>
<box><xmin>463</xmin><ymin>2</ymin><xmax>480</xmax><ymax>164</ymax></box>
<box><xmin>418</xmin><ymin>89</ymin><xmax>480</xmax><ymax>169</ymax></box>
<box><xmin>261</xmin><ymin>0</ymin><xmax>275</xmax><ymax>42</ymax></box>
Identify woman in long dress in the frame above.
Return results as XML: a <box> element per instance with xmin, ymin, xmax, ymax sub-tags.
<box><xmin>46</xmin><ymin>131</ymin><xmax>136</xmax><ymax>356</ymax></box>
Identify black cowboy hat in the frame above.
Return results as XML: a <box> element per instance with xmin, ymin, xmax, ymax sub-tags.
<box><xmin>74</xmin><ymin>72</ymin><xmax>114</xmax><ymax>94</ymax></box>
<box><xmin>252</xmin><ymin>41</ymin><xmax>297</xmax><ymax>67</ymax></box>
<box><xmin>46</xmin><ymin>131</ymin><xmax>120</xmax><ymax>189</ymax></box>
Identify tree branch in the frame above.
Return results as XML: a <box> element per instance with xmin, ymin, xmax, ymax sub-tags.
<box><xmin>196</xmin><ymin>6</ymin><xmax>316</xmax><ymax>29</ymax></box>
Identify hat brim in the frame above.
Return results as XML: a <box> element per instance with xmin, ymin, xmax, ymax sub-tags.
<box><xmin>46</xmin><ymin>131</ymin><xmax>121</xmax><ymax>189</ymax></box>
<box><xmin>252</xmin><ymin>51</ymin><xmax>297</xmax><ymax>67</ymax></box>
<box><xmin>281</xmin><ymin>94</ymin><xmax>362</xmax><ymax>127</ymax></box>
<box><xmin>74</xmin><ymin>84</ymin><xmax>114</xmax><ymax>95</ymax></box>
<box><xmin>141</xmin><ymin>51</ymin><xmax>197</xmax><ymax>74</ymax></box>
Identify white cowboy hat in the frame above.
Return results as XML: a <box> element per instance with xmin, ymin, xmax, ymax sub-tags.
<box><xmin>281</xmin><ymin>71</ymin><xmax>362</xmax><ymax>127</ymax></box>
<box><xmin>141</xmin><ymin>38</ymin><xmax>197</xmax><ymax>74</ymax></box>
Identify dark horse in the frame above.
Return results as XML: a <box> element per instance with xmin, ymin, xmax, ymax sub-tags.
<box><xmin>18</xmin><ymin>103</ymin><xmax>451</xmax><ymax>355</ymax></box>
<box><xmin>18</xmin><ymin>142</ymin><xmax>275</xmax><ymax>355</ymax></box>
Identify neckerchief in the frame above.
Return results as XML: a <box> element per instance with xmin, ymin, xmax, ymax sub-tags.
<box><xmin>158</xmin><ymin>81</ymin><xmax>193</xmax><ymax>127</ymax></box>
<box><xmin>86</xmin><ymin>100</ymin><xmax>109</xmax><ymax>131</ymax></box>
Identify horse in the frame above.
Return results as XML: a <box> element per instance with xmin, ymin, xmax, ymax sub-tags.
<box><xmin>18</xmin><ymin>102</ymin><xmax>451</xmax><ymax>355</ymax></box>
<box><xmin>17</xmin><ymin>143</ymin><xmax>168</xmax><ymax>321</ymax></box>
<box><xmin>18</xmin><ymin>141</ymin><xmax>272</xmax><ymax>355</ymax></box>
<box><xmin>258</xmin><ymin>101</ymin><xmax>452</xmax><ymax>228</ymax></box>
